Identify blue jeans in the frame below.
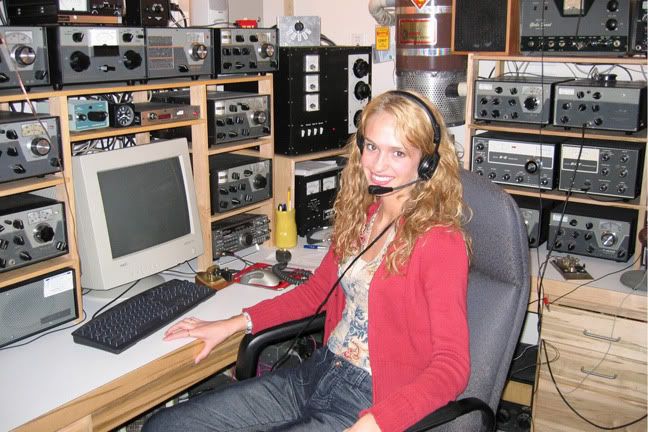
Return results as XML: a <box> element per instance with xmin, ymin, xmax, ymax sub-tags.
<box><xmin>142</xmin><ymin>347</ymin><xmax>373</xmax><ymax>431</ymax></box>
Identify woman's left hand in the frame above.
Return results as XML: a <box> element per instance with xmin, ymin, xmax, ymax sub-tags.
<box><xmin>344</xmin><ymin>414</ymin><xmax>381</xmax><ymax>432</ymax></box>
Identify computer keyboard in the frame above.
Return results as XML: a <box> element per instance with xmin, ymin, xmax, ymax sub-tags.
<box><xmin>72</xmin><ymin>279</ymin><xmax>216</xmax><ymax>354</ymax></box>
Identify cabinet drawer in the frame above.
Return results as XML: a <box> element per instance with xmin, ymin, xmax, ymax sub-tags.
<box><xmin>533</xmin><ymin>341</ymin><xmax>647</xmax><ymax>432</ymax></box>
<box><xmin>541</xmin><ymin>305</ymin><xmax>647</xmax><ymax>362</ymax></box>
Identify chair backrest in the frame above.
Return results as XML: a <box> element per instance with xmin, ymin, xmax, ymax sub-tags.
<box><xmin>437</xmin><ymin>170</ymin><xmax>531</xmax><ymax>431</ymax></box>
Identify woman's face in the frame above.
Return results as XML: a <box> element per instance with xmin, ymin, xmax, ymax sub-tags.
<box><xmin>360</xmin><ymin>111</ymin><xmax>422</xmax><ymax>193</ymax></box>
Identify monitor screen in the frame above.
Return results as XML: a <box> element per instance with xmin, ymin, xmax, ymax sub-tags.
<box><xmin>73</xmin><ymin>138</ymin><xmax>204</xmax><ymax>292</ymax></box>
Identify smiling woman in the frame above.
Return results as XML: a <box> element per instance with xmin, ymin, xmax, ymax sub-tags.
<box><xmin>143</xmin><ymin>91</ymin><xmax>471</xmax><ymax>432</ymax></box>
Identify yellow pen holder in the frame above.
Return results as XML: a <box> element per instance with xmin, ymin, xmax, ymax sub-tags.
<box><xmin>274</xmin><ymin>208</ymin><xmax>297</xmax><ymax>249</ymax></box>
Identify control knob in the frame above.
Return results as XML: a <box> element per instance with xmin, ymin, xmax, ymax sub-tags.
<box><xmin>354</xmin><ymin>81</ymin><xmax>371</xmax><ymax>100</ymax></box>
<box><xmin>260</xmin><ymin>43</ymin><xmax>275</xmax><ymax>59</ymax></box>
<box><xmin>524</xmin><ymin>160</ymin><xmax>538</xmax><ymax>174</ymax></box>
<box><xmin>252</xmin><ymin>111</ymin><xmax>268</xmax><ymax>125</ymax></box>
<box><xmin>72</xmin><ymin>32</ymin><xmax>85</xmax><ymax>43</ymax></box>
<box><xmin>353</xmin><ymin>58</ymin><xmax>370</xmax><ymax>78</ymax></box>
<box><xmin>69</xmin><ymin>51</ymin><xmax>91</xmax><ymax>72</ymax></box>
<box><xmin>123</xmin><ymin>51</ymin><xmax>142</xmax><ymax>70</ymax></box>
<box><xmin>12</xmin><ymin>45</ymin><xmax>36</xmax><ymax>66</ymax></box>
<box><xmin>191</xmin><ymin>43</ymin><xmax>209</xmax><ymax>61</ymax></box>
<box><xmin>523</xmin><ymin>97</ymin><xmax>539</xmax><ymax>111</ymax></box>
<box><xmin>34</xmin><ymin>224</ymin><xmax>55</xmax><ymax>243</ymax></box>
<box><xmin>31</xmin><ymin>137</ymin><xmax>51</xmax><ymax>156</ymax></box>
<box><xmin>239</xmin><ymin>232</ymin><xmax>254</xmax><ymax>247</ymax></box>
<box><xmin>253</xmin><ymin>174</ymin><xmax>267</xmax><ymax>189</ymax></box>
<box><xmin>122</xmin><ymin>33</ymin><xmax>134</xmax><ymax>43</ymax></box>
<box><xmin>600</xmin><ymin>232</ymin><xmax>617</xmax><ymax>247</ymax></box>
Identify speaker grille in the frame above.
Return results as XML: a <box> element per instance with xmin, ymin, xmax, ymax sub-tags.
<box><xmin>454</xmin><ymin>0</ymin><xmax>508</xmax><ymax>51</ymax></box>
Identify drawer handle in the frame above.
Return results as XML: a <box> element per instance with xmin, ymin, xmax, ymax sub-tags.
<box><xmin>582</xmin><ymin>329</ymin><xmax>621</xmax><ymax>342</ymax></box>
<box><xmin>580</xmin><ymin>366</ymin><xmax>617</xmax><ymax>380</ymax></box>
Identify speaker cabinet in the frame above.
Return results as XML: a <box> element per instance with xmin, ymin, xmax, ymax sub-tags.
<box><xmin>451</xmin><ymin>0</ymin><xmax>519</xmax><ymax>54</ymax></box>
<box><xmin>0</xmin><ymin>268</ymin><xmax>78</xmax><ymax>348</ymax></box>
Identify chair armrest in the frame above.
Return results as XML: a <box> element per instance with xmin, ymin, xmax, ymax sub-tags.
<box><xmin>234</xmin><ymin>313</ymin><xmax>326</xmax><ymax>381</ymax></box>
<box><xmin>404</xmin><ymin>397</ymin><xmax>495</xmax><ymax>432</ymax></box>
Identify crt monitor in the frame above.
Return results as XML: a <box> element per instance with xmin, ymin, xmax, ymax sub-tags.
<box><xmin>72</xmin><ymin>138</ymin><xmax>204</xmax><ymax>297</ymax></box>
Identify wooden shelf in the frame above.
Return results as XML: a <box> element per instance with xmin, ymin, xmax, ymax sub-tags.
<box><xmin>0</xmin><ymin>255</ymin><xmax>77</xmax><ymax>290</ymax></box>
<box><xmin>69</xmin><ymin>119</ymin><xmax>206</xmax><ymax>142</ymax></box>
<box><xmin>472</xmin><ymin>54</ymin><xmax>648</xmax><ymax>65</ymax></box>
<box><xmin>205</xmin><ymin>136</ymin><xmax>274</xmax><ymax>156</ymax></box>
<box><xmin>210</xmin><ymin>199</ymin><xmax>274</xmax><ymax>223</ymax></box>
<box><xmin>469</xmin><ymin>122</ymin><xmax>647</xmax><ymax>143</ymax></box>
<box><xmin>501</xmin><ymin>186</ymin><xmax>643</xmax><ymax>210</ymax></box>
<box><xmin>0</xmin><ymin>175</ymin><xmax>65</xmax><ymax>198</ymax></box>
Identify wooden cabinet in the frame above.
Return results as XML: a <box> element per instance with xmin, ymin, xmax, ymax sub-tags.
<box><xmin>462</xmin><ymin>54</ymin><xmax>647</xmax><ymax>429</ymax></box>
<box><xmin>0</xmin><ymin>74</ymin><xmax>275</xmax><ymax>311</ymax></box>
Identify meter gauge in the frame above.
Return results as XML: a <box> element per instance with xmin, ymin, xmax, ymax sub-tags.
<box><xmin>109</xmin><ymin>102</ymin><xmax>136</xmax><ymax>128</ymax></box>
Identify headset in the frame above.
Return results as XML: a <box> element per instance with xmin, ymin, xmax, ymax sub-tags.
<box><xmin>356</xmin><ymin>90</ymin><xmax>442</xmax><ymax>194</ymax></box>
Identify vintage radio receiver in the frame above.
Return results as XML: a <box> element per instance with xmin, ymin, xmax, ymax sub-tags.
<box><xmin>0</xmin><ymin>27</ymin><xmax>50</xmax><ymax>90</ymax></box>
<box><xmin>213</xmin><ymin>27</ymin><xmax>279</xmax><ymax>74</ymax></box>
<box><xmin>471</xmin><ymin>132</ymin><xmax>561</xmax><ymax>190</ymax></box>
<box><xmin>473</xmin><ymin>76</ymin><xmax>571</xmax><ymax>124</ymax></box>
<box><xmin>124</xmin><ymin>0</ymin><xmax>170</xmax><ymax>26</ymax></box>
<box><xmin>629</xmin><ymin>0</ymin><xmax>647</xmax><ymax>55</ymax></box>
<box><xmin>0</xmin><ymin>194</ymin><xmax>68</xmax><ymax>272</ymax></box>
<box><xmin>274</xmin><ymin>46</ymin><xmax>372</xmax><ymax>155</ymax></box>
<box><xmin>211</xmin><ymin>213</ymin><xmax>270</xmax><ymax>258</ymax></box>
<box><xmin>520</xmin><ymin>0</ymin><xmax>632</xmax><ymax>55</ymax></box>
<box><xmin>68</xmin><ymin>99</ymin><xmax>109</xmax><ymax>132</ymax></box>
<box><xmin>512</xmin><ymin>195</ymin><xmax>556</xmax><ymax>248</ymax></box>
<box><xmin>548</xmin><ymin>203</ymin><xmax>636</xmax><ymax>262</ymax></box>
<box><xmin>152</xmin><ymin>90</ymin><xmax>271</xmax><ymax>145</ymax></box>
<box><xmin>294</xmin><ymin>159</ymin><xmax>345</xmax><ymax>237</ymax></box>
<box><xmin>0</xmin><ymin>268</ymin><xmax>78</xmax><ymax>349</ymax></box>
<box><xmin>5</xmin><ymin>0</ymin><xmax>123</xmax><ymax>25</ymax></box>
<box><xmin>0</xmin><ymin>113</ymin><xmax>62</xmax><ymax>184</ymax></box>
<box><xmin>208</xmin><ymin>154</ymin><xmax>272</xmax><ymax>214</ymax></box>
<box><xmin>145</xmin><ymin>27</ymin><xmax>213</xmax><ymax>80</ymax></box>
<box><xmin>553</xmin><ymin>75</ymin><xmax>647</xmax><ymax>132</ymax></box>
<box><xmin>47</xmin><ymin>26</ymin><xmax>146</xmax><ymax>89</ymax></box>
<box><xmin>132</xmin><ymin>102</ymin><xmax>200</xmax><ymax>126</ymax></box>
<box><xmin>559</xmin><ymin>139</ymin><xmax>644</xmax><ymax>199</ymax></box>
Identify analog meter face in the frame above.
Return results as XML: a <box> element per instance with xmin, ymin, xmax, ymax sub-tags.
<box><xmin>115</xmin><ymin>104</ymin><xmax>135</xmax><ymax>127</ymax></box>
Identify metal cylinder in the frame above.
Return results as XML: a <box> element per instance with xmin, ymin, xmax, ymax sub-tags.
<box><xmin>396</xmin><ymin>0</ymin><xmax>467</xmax><ymax>126</ymax></box>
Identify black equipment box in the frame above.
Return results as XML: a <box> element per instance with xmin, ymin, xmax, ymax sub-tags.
<box><xmin>213</xmin><ymin>27</ymin><xmax>279</xmax><ymax>74</ymax></box>
<box><xmin>124</xmin><ymin>0</ymin><xmax>170</xmax><ymax>26</ymax></box>
<box><xmin>274</xmin><ymin>46</ymin><xmax>372</xmax><ymax>156</ymax></box>
<box><xmin>211</xmin><ymin>213</ymin><xmax>270</xmax><ymax>258</ymax></box>
<box><xmin>208</xmin><ymin>154</ymin><xmax>272</xmax><ymax>214</ymax></box>
<box><xmin>512</xmin><ymin>195</ymin><xmax>556</xmax><ymax>248</ymax></box>
<box><xmin>294</xmin><ymin>158</ymin><xmax>346</xmax><ymax>236</ymax></box>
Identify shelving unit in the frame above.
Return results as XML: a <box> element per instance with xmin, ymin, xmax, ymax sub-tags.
<box><xmin>463</xmin><ymin>53</ymin><xmax>647</xmax><ymax>431</ymax></box>
<box><xmin>0</xmin><ymin>73</ymin><xmax>275</xmax><ymax>311</ymax></box>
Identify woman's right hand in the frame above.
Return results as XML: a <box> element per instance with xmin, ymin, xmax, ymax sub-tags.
<box><xmin>163</xmin><ymin>314</ymin><xmax>248</xmax><ymax>364</ymax></box>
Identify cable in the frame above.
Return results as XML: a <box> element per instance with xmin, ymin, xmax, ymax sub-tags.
<box><xmin>270</xmin><ymin>218</ymin><xmax>396</xmax><ymax>372</ymax></box>
<box><xmin>90</xmin><ymin>279</ymin><xmax>141</xmax><ymax>319</ymax></box>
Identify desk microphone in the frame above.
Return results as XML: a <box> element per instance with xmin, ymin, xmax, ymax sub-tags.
<box><xmin>368</xmin><ymin>179</ymin><xmax>420</xmax><ymax>195</ymax></box>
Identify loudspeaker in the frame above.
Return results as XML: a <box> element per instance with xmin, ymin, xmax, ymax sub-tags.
<box><xmin>0</xmin><ymin>268</ymin><xmax>78</xmax><ymax>348</ymax></box>
<box><xmin>451</xmin><ymin>0</ymin><xmax>520</xmax><ymax>54</ymax></box>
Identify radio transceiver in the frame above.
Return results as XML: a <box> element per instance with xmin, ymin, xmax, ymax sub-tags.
<box><xmin>5</xmin><ymin>0</ymin><xmax>123</xmax><ymax>25</ymax></box>
<box><xmin>553</xmin><ymin>75</ymin><xmax>647</xmax><ymax>132</ymax></box>
<box><xmin>47</xmin><ymin>26</ymin><xmax>146</xmax><ymax>89</ymax></box>
<box><xmin>512</xmin><ymin>195</ymin><xmax>556</xmax><ymax>248</ymax></box>
<box><xmin>133</xmin><ymin>102</ymin><xmax>200</xmax><ymax>126</ymax></box>
<box><xmin>124</xmin><ymin>0</ymin><xmax>170</xmax><ymax>26</ymax></box>
<box><xmin>145</xmin><ymin>27</ymin><xmax>213</xmax><ymax>80</ymax></box>
<box><xmin>209</xmin><ymin>154</ymin><xmax>272</xmax><ymax>214</ymax></box>
<box><xmin>0</xmin><ymin>113</ymin><xmax>62</xmax><ymax>184</ymax></box>
<box><xmin>274</xmin><ymin>46</ymin><xmax>372</xmax><ymax>155</ymax></box>
<box><xmin>152</xmin><ymin>91</ymin><xmax>271</xmax><ymax>145</ymax></box>
<box><xmin>213</xmin><ymin>27</ymin><xmax>279</xmax><ymax>74</ymax></box>
<box><xmin>520</xmin><ymin>0</ymin><xmax>632</xmax><ymax>55</ymax></box>
<box><xmin>474</xmin><ymin>76</ymin><xmax>571</xmax><ymax>124</ymax></box>
<box><xmin>67</xmin><ymin>99</ymin><xmax>109</xmax><ymax>132</ymax></box>
<box><xmin>0</xmin><ymin>27</ymin><xmax>50</xmax><ymax>90</ymax></box>
<box><xmin>211</xmin><ymin>213</ymin><xmax>270</xmax><ymax>258</ymax></box>
<box><xmin>549</xmin><ymin>203</ymin><xmax>636</xmax><ymax>262</ymax></box>
<box><xmin>471</xmin><ymin>132</ymin><xmax>561</xmax><ymax>190</ymax></box>
<box><xmin>559</xmin><ymin>139</ymin><xmax>644</xmax><ymax>199</ymax></box>
<box><xmin>0</xmin><ymin>194</ymin><xmax>68</xmax><ymax>272</ymax></box>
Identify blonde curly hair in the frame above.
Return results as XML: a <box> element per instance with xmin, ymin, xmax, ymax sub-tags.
<box><xmin>331</xmin><ymin>91</ymin><xmax>471</xmax><ymax>273</ymax></box>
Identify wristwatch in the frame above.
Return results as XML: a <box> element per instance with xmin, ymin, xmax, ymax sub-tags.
<box><xmin>242</xmin><ymin>311</ymin><xmax>253</xmax><ymax>334</ymax></box>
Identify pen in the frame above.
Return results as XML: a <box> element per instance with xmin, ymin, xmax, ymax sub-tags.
<box><xmin>304</xmin><ymin>244</ymin><xmax>328</xmax><ymax>250</ymax></box>
<box><xmin>287</xmin><ymin>187</ymin><xmax>291</xmax><ymax>211</ymax></box>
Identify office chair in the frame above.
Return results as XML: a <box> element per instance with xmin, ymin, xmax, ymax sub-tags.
<box><xmin>234</xmin><ymin>170</ymin><xmax>531</xmax><ymax>432</ymax></box>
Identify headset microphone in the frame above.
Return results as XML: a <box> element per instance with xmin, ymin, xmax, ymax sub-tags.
<box><xmin>368</xmin><ymin>178</ymin><xmax>421</xmax><ymax>195</ymax></box>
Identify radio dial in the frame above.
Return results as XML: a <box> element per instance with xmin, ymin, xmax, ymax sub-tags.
<box><xmin>354</xmin><ymin>82</ymin><xmax>371</xmax><ymax>100</ymax></box>
<box><xmin>122</xmin><ymin>33</ymin><xmax>134</xmax><ymax>43</ymax></box>
<box><xmin>607</xmin><ymin>0</ymin><xmax>619</xmax><ymax>11</ymax></box>
<box><xmin>239</xmin><ymin>232</ymin><xmax>254</xmax><ymax>247</ymax></box>
<box><xmin>69</xmin><ymin>51</ymin><xmax>91</xmax><ymax>72</ymax></box>
<box><xmin>523</xmin><ymin>97</ymin><xmax>539</xmax><ymax>111</ymax></box>
<box><xmin>30</xmin><ymin>138</ymin><xmax>51</xmax><ymax>156</ymax></box>
<box><xmin>13</xmin><ymin>45</ymin><xmax>36</xmax><ymax>66</ymax></box>
<box><xmin>606</xmin><ymin>19</ymin><xmax>618</xmax><ymax>31</ymax></box>
<box><xmin>260</xmin><ymin>43</ymin><xmax>276</xmax><ymax>59</ymax></box>
<box><xmin>123</xmin><ymin>51</ymin><xmax>142</xmax><ymax>70</ymax></box>
<box><xmin>601</xmin><ymin>232</ymin><xmax>617</xmax><ymax>247</ymax></box>
<box><xmin>252</xmin><ymin>111</ymin><xmax>267</xmax><ymax>124</ymax></box>
<box><xmin>191</xmin><ymin>43</ymin><xmax>209</xmax><ymax>61</ymax></box>
<box><xmin>494</xmin><ymin>86</ymin><xmax>503</xmax><ymax>94</ymax></box>
<box><xmin>524</xmin><ymin>160</ymin><xmax>538</xmax><ymax>174</ymax></box>
<box><xmin>353</xmin><ymin>58</ymin><xmax>370</xmax><ymax>78</ymax></box>
<box><xmin>34</xmin><ymin>224</ymin><xmax>55</xmax><ymax>243</ymax></box>
<box><xmin>72</xmin><ymin>32</ymin><xmax>85</xmax><ymax>43</ymax></box>
<box><xmin>253</xmin><ymin>174</ymin><xmax>267</xmax><ymax>189</ymax></box>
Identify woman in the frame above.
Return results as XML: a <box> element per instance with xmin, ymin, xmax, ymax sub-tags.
<box><xmin>143</xmin><ymin>90</ymin><xmax>471</xmax><ymax>432</ymax></box>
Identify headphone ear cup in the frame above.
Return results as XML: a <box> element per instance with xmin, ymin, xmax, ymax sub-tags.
<box><xmin>418</xmin><ymin>153</ymin><xmax>440</xmax><ymax>180</ymax></box>
<box><xmin>356</xmin><ymin>131</ymin><xmax>365</xmax><ymax>154</ymax></box>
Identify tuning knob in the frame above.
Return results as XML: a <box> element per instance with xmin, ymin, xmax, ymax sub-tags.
<box><xmin>69</xmin><ymin>51</ymin><xmax>90</xmax><ymax>72</ymax></box>
<box><xmin>353</xmin><ymin>58</ymin><xmax>370</xmax><ymax>78</ymax></box>
<box><xmin>13</xmin><ymin>45</ymin><xmax>36</xmax><ymax>66</ymax></box>
<box><xmin>260</xmin><ymin>43</ymin><xmax>276</xmax><ymax>59</ymax></box>
<box><xmin>524</xmin><ymin>160</ymin><xmax>538</xmax><ymax>174</ymax></box>
<box><xmin>122</xmin><ymin>32</ymin><xmax>134</xmax><ymax>43</ymax></box>
<box><xmin>354</xmin><ymin>81</ymin><xmax>371</xmax><ymax>100</ymax></box>
<box><xmin>523</xmin><ymin>97</ymin><xmax>539</xmax><ymax>111</ymax></box>
<box><xmin>72</xmin><ymin>32</ymin><xmax>85</xmax><ymax>43</ymax></box>
<box><xmin>252</xmin><ymin>111</ymin><xmax>267</xmax><ymax>125</ymax></box>
<box><xmin>601</xmin><ymin>232</ymin><xmax>617</xmax><ymax>247</ymax></box>
<box><xmin>123</xmin><ymin>50</ymin><xmax>142</xmax><ymax>70</ymax></box>
<box><xmin>253</xmin><ymin>174</ymin><xmax>267</xmax><ymax>189</ymax></box>
<box><xmin>191</xmin><ymin>43</ymin><xmax>209</xmax><ymax>61</ymax></box>
<box><xmin>30</xmin><ymin>138</ymin><xmax>51</xmax><ymax>156</ymax></box>
<box><xmin>239</xmin><ymin>232</ymin><xmax>254</xmax><ymax>247</ymax></box>
<box><xmin>34</xmin><ymin>224</ymin><xmax>55</xmax><ymax>243</ymax></box>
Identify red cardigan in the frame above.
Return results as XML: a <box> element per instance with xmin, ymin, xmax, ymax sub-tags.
<box><xmin>245</xmin><ymin>212</ymin><xmax>470</xmax><ymax>431</ymax></box>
